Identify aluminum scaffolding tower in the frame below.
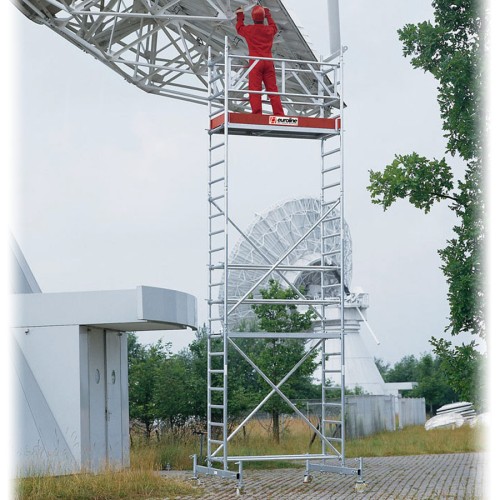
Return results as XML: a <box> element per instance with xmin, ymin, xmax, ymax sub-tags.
<box><xmin>194</xmin><ymin>37</ymin><xmax>363</xmax><ymax>493</ymax></box>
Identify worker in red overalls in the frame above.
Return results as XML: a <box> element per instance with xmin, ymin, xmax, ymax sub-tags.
<box><xmin>235</xmin><ymin>5</ymin><xmax>285</xmax><ymax>116</ymax></box>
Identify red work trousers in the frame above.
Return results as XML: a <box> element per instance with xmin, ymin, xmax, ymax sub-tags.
<box><xmin>248</xmin><ymin>59</ymin><xmax>285</xmax><ymax>116</ymax></box>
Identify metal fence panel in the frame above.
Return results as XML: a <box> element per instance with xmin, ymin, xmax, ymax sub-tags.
<box><xmin>302</xmin><ymin>395</ymin><xmax>425</xmax><ymax>439</ymax></box>
<box><xmin>345</xmin><ymin>395</ymin><xmax>396</xmax><ymax>439</ymax></box>
<box><xmin>399</xmin><ymin>397</ymin><xmax>426</xmax><ymax>428</ymax></box>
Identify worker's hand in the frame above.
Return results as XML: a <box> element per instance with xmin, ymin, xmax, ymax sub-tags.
<box><xmin>264</xmin><ymin>7</ymin><xmax>271</xmax><ymax>17</ymax></box>
<box><xmin>235</xmin><ymin>7</ymin><xmax>244</xmax><ymax>14</ymax></box>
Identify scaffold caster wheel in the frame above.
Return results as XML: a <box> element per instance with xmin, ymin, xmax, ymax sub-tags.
<box><xmin>303</xmin><ymin>474</ymin><xmax>312</xmax><ymax>483</ymax></box>
<box><xmin>355</xmin><ymin>481</ymin><xmax>367</xmax><ymax>492</ymax></box>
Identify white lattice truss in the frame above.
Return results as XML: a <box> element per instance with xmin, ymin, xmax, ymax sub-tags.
<box><xmin>15</xmin><ymin>0</ymin><xmax>340</xmax><ymax>116</ymax></box>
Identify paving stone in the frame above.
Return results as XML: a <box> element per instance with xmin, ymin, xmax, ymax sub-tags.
<box><xmin>161</xmin><ymin>453</ymin><xmax>485</xmax><ymax>499</ymax></box>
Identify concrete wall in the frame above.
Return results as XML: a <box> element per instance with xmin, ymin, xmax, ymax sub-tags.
<box><xmin>14</xmin><ymin>325</ymin><xmax>129</xmax><ymax>477</ymax></box>
<box><xmin>14</xmin><ymin>325</ymin><xmax>82</xmax><ymax>476</ymax></box>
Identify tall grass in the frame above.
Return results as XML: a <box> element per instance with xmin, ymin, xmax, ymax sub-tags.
<box><xmin>346</xmin><ymin>423</ymin><xmax>482</xmax><ymax>458</ymax></box>
<box><xmin>17</xmin><ymin>468</ymin><xmax>199</xmax><ymax>500</ymax></box>
<box><xmin>133</xmin><ymin>417</ymin><xmax>485</xmax><ymax>471</ymax></box>
<box><xmin>16</xmin><ymin>441</ymin><xmax>200</xmax><ymax>500</ymax></box>
<box><xmin>16</xmin><ymin>419</ymin><xmax>484</xmax><ymax>499</ymax></box>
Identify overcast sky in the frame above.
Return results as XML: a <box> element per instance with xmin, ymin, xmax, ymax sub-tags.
<box><xmin>5</xmin><ymin>0</ymin><xmax>490</xmax><ymax>365</ymax></box>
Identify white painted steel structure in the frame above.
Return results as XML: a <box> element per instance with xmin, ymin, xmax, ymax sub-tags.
<box><xmin>13</xmin><ymin>0</ymin><xmax>340</xmax><ymax>115</ymax></box>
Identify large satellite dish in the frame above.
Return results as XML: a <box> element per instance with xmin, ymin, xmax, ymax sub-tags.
<box><xmin>223</xmin><ymin>197</ymin><xmax>352</xmax><ymax>328</ymax></box>
<box><xmin>13</xmin><ymin>0</ymin><xmax>341</xmax><ymax>114</ymax></box>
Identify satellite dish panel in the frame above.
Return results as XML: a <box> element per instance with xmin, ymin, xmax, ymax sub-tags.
<box><xmin>223</xmin><ymin>197</ymin><xmax>352</xmax><ymax>328</ymax></box>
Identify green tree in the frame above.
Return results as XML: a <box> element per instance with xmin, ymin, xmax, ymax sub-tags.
<box><xmin>128</xmin><ymin>333</ymin><xmax>171</xmax><ymax>438</ymax></box>
<box><xmin>408</xmin><ymin>353</ymin><xmax>458</xmax><ymax>414</ymax></box>
<box><xmin>384</xmin><ymin>355</ymin><xmax>419</xmax><ymax>383</ymax></box>
<box><xmin>154</xmin><ymin>354</ymin><xmax>193</xmax><ymax>427</ymax></box>
<box><xmin>366</xmin><ymin>0</ymin><xmax>484</xmax><ymax>400</ymax></box>
<box><xmin>379</xmin><ymin>353</ymin><xmax>459</xmax><ymax>413</ymax></box>
<box><xmin>249</xmin><ymin>280</ymin><xmax>319</xmax><ymax>443</ymax></box>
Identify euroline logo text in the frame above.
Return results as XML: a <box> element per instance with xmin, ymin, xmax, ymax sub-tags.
<box><xmin>269</xmin><ymin>116</ymin><xmax>299</xmax><ymax>126</ymax></box>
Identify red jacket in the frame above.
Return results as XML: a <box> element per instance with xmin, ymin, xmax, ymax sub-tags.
<box><xmin>236</xmin><ymin>10</ymin><xmax>278</xmax><ymax>58</ymax></box>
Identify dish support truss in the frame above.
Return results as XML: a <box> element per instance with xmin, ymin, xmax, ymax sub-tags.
<box><xmin>14</xmin><ymin>0</ymin><xmax>337</xmax><ymax>116</ymax></box>
<box><xmin>194</xmin><ymin>38</ymin><xmax>364</xmax><ymax>493</ymax></box>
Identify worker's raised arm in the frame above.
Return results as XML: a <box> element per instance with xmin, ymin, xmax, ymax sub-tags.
<box><xmin>235</xmin><ymin>7</ymin><xmax>246</xmax><ymax>35</ymax></box>
<box><xmin>264</xmin><ymin>7</ymin><xmax>278</xmax><ymax>36</ymax></box>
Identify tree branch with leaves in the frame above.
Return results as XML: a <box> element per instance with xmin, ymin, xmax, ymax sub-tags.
<box><xmin>367</xmin><ymin>0</ymin><xmax>484</xmax><ymax>402</ymax></box>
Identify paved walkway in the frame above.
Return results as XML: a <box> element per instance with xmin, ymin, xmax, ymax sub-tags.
<box><xmin>161</xmin><ymin>453</ymin><xmax>485</xmax><ymax>499</ymax></box>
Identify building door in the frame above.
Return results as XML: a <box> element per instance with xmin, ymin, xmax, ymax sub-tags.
<box><xmin>85</xmin><ymin>328</ymin><xmax>127</xmax><ymax>471</ymax></box>
<box><xmin>87</xmin><ymin>329</ymin><xmax>107</xmax><ymax>471</ymax></box>
<box><xmin>105</xmin><ymin>330</ymin><xmax>124</xmax><ymax>466</ymax></box>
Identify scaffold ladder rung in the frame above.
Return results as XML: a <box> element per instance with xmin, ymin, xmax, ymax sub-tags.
<box><xmin>322</xmin><ymin>200</ymin><xmax>341</xmax><ymax>208</ymax></box>
<box><xmin>209</xmin><ymin>159</ymin><xmax>225</xmax><ymax>169</ymax></box>
<box><xmin>209</xmin><ymin>177</ymin><xmax>225</xmax><ymax>186</ymax></box>
<box><xmin>322</xmin><ymin>232</ymin><xmax>341</xmax><ymax>239</ymax></box>
<box><xmin>324</xmin><ymin>419</ymin><xmax>342</xmax><ymax>425</ymax></box>
<box><xmin>323</xmin><ymin>249</ymin><xmax>341</xmax><ymax>256</ymax></box>
<box><xmin>209</xmin><ymin>246</ymin><xmax>224</xmax><ymax>254</ymax></box>
<box><xmin>322</xmin><ymin>147</ymin><xmax>341</xmax><ymax>157</ymax></box>
<box><xmin>327</xmin><ymin>437</ymin><xmax>343</xmax><ymax>443</ymax></box>
<box><xmin>209</xmin><ymin>230</ymin><xmax>224</xmax><ymax>238</ymax></box>
<box><xmin>209</xmin><ymin>142</ymin><xmax>225</xmax><ymax>151</ymax></box>
<box><xmin>209</xmin><ymin>282</ymin><xmax>224</xmax><ymax>287</ymax></box>
<box><xmin>209</xmin><ymin>194</ymin><xmax>224</xmax><ymax>202</ymax></box>
<box><xmin>209</xmin><ymin>439</ymin><xmax>224</xmax><ymax>445</ymax></box>
<box><xmin>322</xmin><ymin>165</ymin><xmax>341</xmax><ymax>174</ymax></box>
<box><xmin>322</xmin><ymin>215</ymin><xmax>341</xmax><ymax>222</ymax></box>
<box><xmin>323</xmin><ymin>181</ymin><xmax>341</xmax><ymax>190</ymax></box>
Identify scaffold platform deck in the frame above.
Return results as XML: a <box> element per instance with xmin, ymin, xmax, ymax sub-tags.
<box><xmin>209</xmin><ymin>112</ymin><xmax>341</xmax><ymax>139</ymax></box>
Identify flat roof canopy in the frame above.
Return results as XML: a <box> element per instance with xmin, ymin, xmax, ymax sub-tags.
<box><xmin>12</xmin><ymin>286</ymin><xmax>197</xmax><ymax>331</ymax></box>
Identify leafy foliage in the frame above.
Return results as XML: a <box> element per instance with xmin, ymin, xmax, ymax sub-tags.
<box><xmin>379</xmin><ymin>353</ymin><xmax>459</xmax><ymax>413</ymax></box>
<box><xmin>248</xmin><ymin>280</ymin><xmax>319</xmax><ymax>442</ymax></box>
<box><xmin>128</xmin><ymin>333</ymin><xmax>171</xmax><ymax>438</ymax></box>
<box><xmin>429</xmin><ymin>337</ymin><xmax>484</xmax><ymax>408</ymax></box>
<box><xmin>366</xmin><ymin>0</ymin><xmax>484</xmax><ymax>399</ymax></box>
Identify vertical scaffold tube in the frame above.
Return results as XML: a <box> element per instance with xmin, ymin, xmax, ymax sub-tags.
<box><xmin>206</xmin><ymin>44</ymin><xmax>213</xmax><ymax>469</ymax></box>
<box><xmin>222</xmin><ymin>36</ymin><xmax>230</xmax><ymax>471</ymax></box>
<box><xmin>339</xmin><ymin>48</ymin><xmax>346</xmax><ymax>466</ymax></box>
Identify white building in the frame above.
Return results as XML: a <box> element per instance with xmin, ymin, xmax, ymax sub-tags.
<box><xmin>11</xmin><ymin>238</ymin><xmax>197</xmax><ymax>476</ymax></box>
